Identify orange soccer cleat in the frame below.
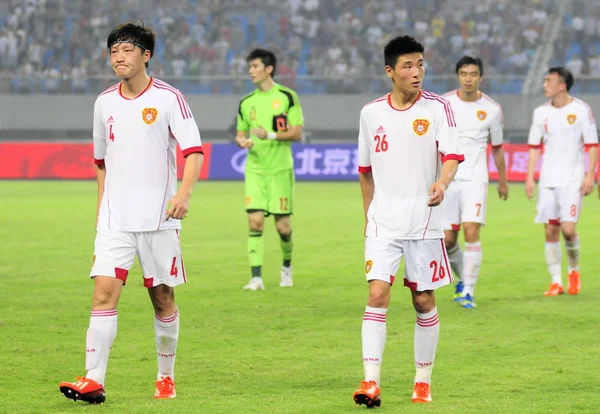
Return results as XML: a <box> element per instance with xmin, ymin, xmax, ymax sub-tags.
<box><xmin>154</xmin><ymin>376</ymin><xmax>176</xmax><ymax>399</ymax></box>
<box><xmin>353</xmin><ymin>380</ymin><xmax>381</xmax><ymax>408</ymax></box>
<box><xmin>544</xmin><ymin>283</ymin><xmax>564</xmax><ymax>296</ymax></box>
<box><xmin>59</xmin><ymin>377</ymin><xmax>105</xmax><ymax>404</ymax></box>
<box><xmin>568</xmin><ymin>270</ymin><xmax>580</xmax><ymax>295</ymax></box>
<box><xmin>411</xmin><ymin>382</ymin><xmax>432</xmax><ymax>403</ymax></box>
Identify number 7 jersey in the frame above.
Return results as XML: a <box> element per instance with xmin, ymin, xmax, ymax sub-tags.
<box><xmin>357</xmin><ymin>91</ymin><xmax>464</xmax><ymax>240</ymax></box>
<box><xmin>93</xmin><ymin>78</ymin><xmax>203</xmax><ymax>232</ymax></box>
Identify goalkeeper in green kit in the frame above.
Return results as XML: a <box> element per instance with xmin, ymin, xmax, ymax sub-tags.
<box><xmin>235</xmin><ymin>48</ymin><xmax>304</xmax><ymax>291</ymax></box>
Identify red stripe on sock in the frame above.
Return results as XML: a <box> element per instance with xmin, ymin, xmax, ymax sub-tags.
<box><xmin>156</xmin><ymin>310</ymin><xmax>179</xmax><ymax>323</ymax></box>
<box><xmin>417</xmin><ymin>316</ymin><xmax>439</xmax><ymax>327</ymax></box>
<box><xmin>363</xmin><ymin>317</ymin><xmax>387</xmax><ymax>323</ymax></box>
<box><xmin>417</xmin><ymin>314</ymin><xmax>438</xmax><ymax>323</ymax></box>
<box><xmin>91</xmin><ymin>310</ymin><xmax>117</xmax><ymax>317</ymax></box>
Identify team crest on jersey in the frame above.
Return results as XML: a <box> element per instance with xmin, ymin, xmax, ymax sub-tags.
<box><xmin>272</xmin><ymin>100</ymin><xmax>282</xmax><ymax>110</ymax></box>
<box><xmin>477</xmin><ymin>110</ymin><xmax>487</xmax><ymax>121</ymax></box>
<box><xmin>245</xmin><ymin>196</ymin><xmax>251</xmax><ymax>205</ymax></box>
<box><xmin>567</xmin><ymin>114</ymin><xmax>577</xmax><ymax>124</ymax></box>
<box><xmin>413</xmin><ymin>119</ymin><xmax>429</xmax><ymax>136</ymax></box>
<box><xmin>142</xmin><ymin>108</ymin><xmax>158</xmax><ymax>125</ymax></box>
<box><xmin>365</xmin><ymin>260</ymin><xmax>373</xmax><ymax>274</ymax></box>
<box><xmin>250</xmin><ymin>106</ymin><xmax>256</xmax><ymax>121</ymax></box>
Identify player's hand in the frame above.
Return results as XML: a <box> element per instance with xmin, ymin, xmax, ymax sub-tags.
<box><xmin>427</xmin><ymin>181</ymin><xmax>446</xmax><ymax>206</ymax></box>
<box><xmin>525</xmin><ymin>179</ymin><xmax>536</xmax><ymax>200</ymax></box>
<box><xmin>580</xmin><ymin>174</ymin><xmax>594</xmax><ymax>196</ymax></box>
<box><xmin>251</xmin><ymin>127</ymin><xmax>268</xmax><ymax>139</ymax></box>
<box><xmin>497</xmin><ymin>181</ymin><xmax>509</xmax><ymax>200</ymax></box>
<box><xmin>235</xmin><ymin>136</ymin><xmax>253</xmax><ymax>149</ymax></box>
<box><xmin>165</xmin><ymin>194</ymin><xmax>189</xmax><ymax>220</ymax></box>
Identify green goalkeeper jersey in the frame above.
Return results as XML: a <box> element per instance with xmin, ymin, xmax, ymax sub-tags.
<box><xmin>236</xmin><ymin>83</ymin><xmax>304</xmax><ymax>174</ymax></box>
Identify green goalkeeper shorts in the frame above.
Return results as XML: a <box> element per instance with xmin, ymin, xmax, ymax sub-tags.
<box><xmin>245</xmin><ymin>169</ymin><xmax>294</xmax><ymax>215</ymax></box>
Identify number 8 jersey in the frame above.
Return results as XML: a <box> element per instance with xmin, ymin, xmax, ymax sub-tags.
<box><xmin>357</xmin><ymin>91</ymin><xmax>464</xmax><ymax>240</ymax></box>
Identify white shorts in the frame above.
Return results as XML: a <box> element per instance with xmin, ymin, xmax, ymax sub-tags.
<box><xmin>364</xmin><ymin>236</ymin><xmax>453</xmax><ymax>292</ymax></box>
<box><xmin>535</xmin><ymin>186</ymin><xmax>583</xmax><ymax>224</ymax></box>
<box><xmin>91</xmin><ymin>228</ymin><xmax>187</xmax><ymax>288</ymax></box>
<box><xmin>442</xmin><ymin>180</ymin><xmax>488</xmax><ymax>231</ymax></box>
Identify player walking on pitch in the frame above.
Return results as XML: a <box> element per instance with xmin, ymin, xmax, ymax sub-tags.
<box><xmin>59</xmin><ymin>22</ymin><xmax>204</xmax><ymax>403</ymax></box>
<box><xmin>441</xmin><ymin>56</ymin><xmax>508</xmax><ymax>308</ymax></box>
<box><xmin>235</xmin><ymin>48</ymin><xmax>304</xmax><ymax>291</ymax></box>
<box><xmin>352</xmin><ymin>35</ymin><xmax>463</xmax><ymax>407</ymax></box>
<box><xmin>526</xmin><ymin>67</ymin><xmax>598</xmax><ymax>296</ymax></box>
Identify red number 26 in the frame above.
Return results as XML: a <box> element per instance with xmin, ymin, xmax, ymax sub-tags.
<box><xmin>374</xmin><ymin>134</ymin><xmax>388</xmax><ymax>152</ymax></box>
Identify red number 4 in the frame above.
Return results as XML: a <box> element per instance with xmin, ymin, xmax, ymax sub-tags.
<box><xmin>374</xmin><ymin>134</ymin><xmax>388</xmax><ymax>152</ymax></box>
<box><xmin>170</xmin><ymin>257</ymin><xmax>178</xmax><ymax>276</ymax></box>
<box><xmin>430</xmin><ymin>260</ymin><xmax>446</xmax><ymax>283</ymax></box>
<box><xmin>109</xmin><ymin>124</ymin><xmax>115</xmax><ymax>141</ymax></box>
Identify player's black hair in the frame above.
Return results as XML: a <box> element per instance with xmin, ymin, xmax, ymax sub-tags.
<box><xmin>107</xmin><ymin>21</ymin><xmax>156</xmax><ymax>68</ymax></box>
<box><xmin>383</xmin><ymin>35</ymin><xmax>425</xmax><ymax>68</ymax></box>
<box><xmin>547</xmin><ymin>66</ymin><xmax>574</xmax><ymax>91</ymax></box>
<box><xmin>455</xmin><ymin>55</ymin><xmax>484</xmax><ymax>76</ymax></box>
<box><xmin>246</xmin><ymin>48</ymin><xmax>277</xmax><ymax>77</ymax></box>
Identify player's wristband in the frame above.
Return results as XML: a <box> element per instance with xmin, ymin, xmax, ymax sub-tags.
<box><xmin>267</xmin><ymin>132</ymin><xmax>277</xmax><ymax>140</ymax></box>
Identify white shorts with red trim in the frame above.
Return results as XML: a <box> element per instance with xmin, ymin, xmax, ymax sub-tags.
<box><xmin>90</xmin><ymin>228</ymin><xmax>187</xmax><ymax>288</ymax></box>
<box><xmin>442</xmin><ymin>180</ymin><xmax>488</xmax><ymax>231</ymax></box>
<box><xmin>364</xmin><ymin>236</ymin><xmax>453</xmax><ymax>292</ymax></box>
<box><xmin>535</xmin><ymin>186</ymin><xmax>582</xmax><ymax>224</ymax></box>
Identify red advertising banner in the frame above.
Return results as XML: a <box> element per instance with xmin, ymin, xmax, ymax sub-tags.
<box><xmin>0</xmin><ymin>142</ymin><xmax>212</xmax><ymax>179</ymax></box>
<box><xmin>487</xmin><ymin>143</ymin><xmax>599</xmax><ymax>181</ymax></box>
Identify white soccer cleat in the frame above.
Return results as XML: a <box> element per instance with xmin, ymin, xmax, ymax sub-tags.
<box><xmin>279</xmin><ymin>266</ymin><xmax>293</xmax><ymax>287</ymax></box>
<box><xmin>243</xmin><ymin>277</ymin><xmax>265</xmax><ymax>291</ymax></box>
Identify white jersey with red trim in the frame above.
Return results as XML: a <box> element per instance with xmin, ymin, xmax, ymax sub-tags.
<box><xmin>528</xmin><ymin>98</ymin><xmax>598</xmax><ymax>188</ymax></box>
<box><xmin>442</xmin><ymin>90</ymin><xmax>503</xmax><ymax>183</ymax></box>
<box><xmin>93</xmin><ymin>78</ymin><xmax>203</xmax><ymax>232</ymax></box>
<box><xmin>357</xmin><ymin>91</ymin><xmax>464</xmax><ymax>240</ymax></box>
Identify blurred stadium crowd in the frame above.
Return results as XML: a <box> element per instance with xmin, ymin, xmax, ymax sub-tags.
<box><xmin>3</xmin><ymin>0</ymin><xmax>599</xmax><ymax>95</ymax></box>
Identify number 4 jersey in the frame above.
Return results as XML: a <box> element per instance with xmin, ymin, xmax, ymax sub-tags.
<box><xmin>93</xmin><ymin>78</ymin><xmax>203</xmax><ymax>232</ymax></box>
<box><xmin>357</xmin><ymin>91</ymin><xmax>464</xmax><ymax>240</ymax></box>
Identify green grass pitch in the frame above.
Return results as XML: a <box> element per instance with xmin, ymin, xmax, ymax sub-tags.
<box><xmin>0</xmin><ymin>180</ymin><xmax>599</xmax><ymax>413</ymax></box>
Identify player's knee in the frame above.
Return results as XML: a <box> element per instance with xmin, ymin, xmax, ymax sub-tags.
<box><xmin>92</xmin><ymin>289</ymin><xmax>119</xmax><ymax>309</ymax></box>
<box><xmin>463</xmin><ymin>225</ymin><xmax>480</xmax><ymax>243</ymax></box>
<box><xmin>367</xmin><ymin>282</ymin><xmax>391</xmax><ymax>308</ymax></box>
<box><xmin>149</xmin><ymin>285</ymin><xmax>176</xmax><ymax>314</ymax></box>
<box><xmin>562</xmin><ymin>229</ymin><xmax>577</xmax><ymax>242</ymax></box>
<box><xmin>545</xmin><ymin>225</ymin><xmax>560</xmax><ymax>241</ymax></box>
<box><xmin>248</xmin><ymin>218</ymin><xmax>264</xmax><ymax>232</ymax></box>
<box><xmin>412</xmin><ymin>292</ymin><xmax>435</xmax><ymax>314</ymax></box>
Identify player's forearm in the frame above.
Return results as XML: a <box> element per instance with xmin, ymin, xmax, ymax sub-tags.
<box><xmin>96</xmin><ymin>165</ymin><xmax>106</xmax><ymax>217</ymax></box>
<box><xmin>271</xmin><ymin>126</ymin><xmax>302</xmax><ymax>141</ymax></box>
<box><xmin>526</xmin><ymin>148</ymin><xmax>540</xmax><ymax>182</ymax></box>
<box><xmin>359</xmin><ymin>172</ymin><xmax>374</xmax><ymax>219</ymax></box>
<box><xmin>492</xmin><ymin>146</ymin><xmax>508</xmax><ymax>183</ymax></box>
<box><xmin>439</xmin><ymin>160</ymin><xmax>459</xmax><ymax>188</ymax></box>
<box><xmin>178</xmin><ymin>153</ymin><xmax>204</xmax><ymax>199</ymax></box>
<box><xmin>586</xmin><ymin>146</ymin><xmax>598</xmax><ymax>178</ymax></box>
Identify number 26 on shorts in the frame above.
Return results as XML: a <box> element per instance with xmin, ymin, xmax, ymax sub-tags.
<box><xmin>429</xmin><ymin>260</ymin><xmax>446</xmax><ymax>283</ymax></box>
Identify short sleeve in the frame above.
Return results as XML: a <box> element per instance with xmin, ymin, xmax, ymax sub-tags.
<box><xmin>236</xmin><ymin>99</ymin><xmax>249</xmax><ymax>132</ymax></box>
<box><xmin>93</xmin><ymin>99</ymin><xmax>107</xmax><ymax>167</ymax></box>
<box><xmin>581</xmin><ymin>104</ymin><xmax>599</xmax><ymax>147</ymax></box>
<box><xmin>168</xmin><ymin>90</ymin><xmax>203</xmax><ymax>158</ymax></box>
<box><xmin>489</xmin><ymin>107</ymin><xmax>504</xmax><ymax>148</ymax></box>
<box><xmin>357</xmin><ymin>109</ymin><xmax>371</xmax><ymax>173</ymax></box>
<box><xmin>436</xmin><ymin>100</ymin><xmax>464</xmax><ymax>163</ymax></box>
<box><xmin>527</xmin><ymin>108</ymin><xmax>544</xmax><ymax>148</ymax></box>
<box><xmin>287</xmin><ymin>90</ymin><xmax>304</xmax><ymax>126</ymax></box>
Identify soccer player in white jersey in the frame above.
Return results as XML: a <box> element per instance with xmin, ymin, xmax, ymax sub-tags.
<box><xmin>59</xmin><ymin>22</ymin><xmax>204</xmax><ymax>404</ymax></box>
<box><xmin>441</xmin><ymin>56</ymin><xmax>509</xmax><ymax>309</ymax></box>
<box><xmin>352</xmin><ymin>35</ymin><xmax>463</xmax><ymax>408</ymax></box>
<box><xmin>526</xmin><ymin>67</ymin><xmax>598</xmax><ymax>297</ymax></box>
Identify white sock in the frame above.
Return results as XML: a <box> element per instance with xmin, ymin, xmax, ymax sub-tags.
<box><xmin>362</xmin><ymin>306</ymin><xmax>387</xmax><ymax>386</ymax></box>
<box><xmin>463</xmin><ymin>242</ymin><xmax>482</xmax><ymax>296</ymax></box>
<box><xmin>564</xmin><ymin>237</ymin><xmax>580</xmax><ymax>273</ymax></box>
<box><xmin>446</xmin><ymin>244</ymin><xmax>463</xmax><ymax>281</ymax></box>
<box><xmin>155</xmin><ymin>309</ymin><xmax>180</xmax><ymax>381</ymax></box>
<box><xmin>414</xmin><ymin>308</ymin><xmax>439</xmax><ymax>385</ymax></box>
<box><xmin>85</xmin><ymin>309</ymin><xmax>118</xmax><ymax>386</ymax></box>
<box><xmin>545</xmin><ymin>242</ymin><xmax>562</xmax><ymax>285</ymax></box>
